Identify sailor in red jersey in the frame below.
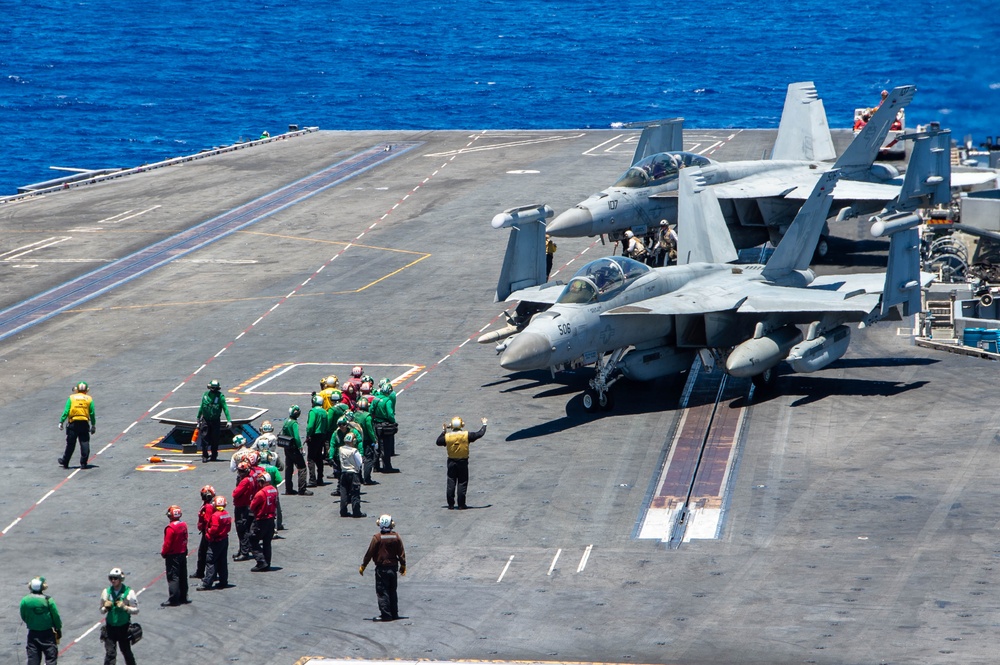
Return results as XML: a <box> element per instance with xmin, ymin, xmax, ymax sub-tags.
<box><xmin>160</xmin><ymin>505</ymin><xmax>189</xmax><ymax>606</ymax></box>
<box><xmin>199</xmin><ymin>495</ymin><xmax>232</xmax><ymax>591</ymax></box>
<box><xmin>231</xmin><ymin>462</ymin><xmax>257</xmax><ymax>561</ymax></box>
<box><xmin>248</xmin><ymin>472</ymin><xmax>279</xmax><ymax>572</ymax></box>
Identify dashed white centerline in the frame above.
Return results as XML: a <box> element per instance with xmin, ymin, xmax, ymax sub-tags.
<box><xmin>213</xmin><ymin>348</ymin><xmax>227</xmax><ymax>358</ymax></box>
<box><xmin>171</xmin><ymin>382</ymin><xmax>185</xmax><ymax>393</ymax></box>
<box><xmin>547</xmin><ymin>549</ymin><xmax>562</xmax><ymax>576</ymax></box>
<box><xmin>149</xmin><ymin>401</ymin><xmax>162</xmax><ymax>412</ymax></box>
<box><xmin>437</xmin><ymin>354</ymin><xmax>451</xmax><ymax>364</ymax></box>
<box><xmin>497</xmin><ymin>555</ymin><xmax>515</xmax><ymax>583</ymax></box>
<box><xmin>73</xmin><ymin>622</ymin><xmax>102</xmax><ymax>644</ymax></box>
<box><xmin>269</xmin><ymin>303</ymin><xmax>280</xmax><ymax>312</ymax></box>
<box><xmin>253</xmin><ymin>316</ymin><xmax>264</xmax><ymax>326</ymax></box>
<box><xmin>123</xmin><ymin>422</ymin><xmax>137</xmax><ymax>434</ymax></box>
<box><xmin>193</xmin><ymin>364</ymin><xmax>206</xmax><ymax>375</ymax></box>
<box><xmin>458</xmin><ymin>339</ymin><xmax>469</xmax><ymax>348</ymax></box>
<box><xmin>2</xmin><ymin>518</ymin><xmax>22</xmax><ymax>534</ymax></box>
<box><xmin>577</xmin><ymin>544</ymin><xmax>593</xmax><ymax>573</ymax></box>
<box><xmin>97</xmin><ymin>443</ymin><xmax>113</xmax><ymax>455</ymax></box>
<box><xmin>36</xmin><ymin>490</ymin><xmax>55</xmax><ymax>505</ymax></box>
<box><xmin>235</xmin><ymin>332</ymin><xmax>245</xmax><ymax>340</ymax></box>
<box><xmin>301</xmin><ymin>278</ymin><xmax>311</xmax><ymax>286</ymax></box>
<box><xmin>414</xmin><ymin>371</ymin><xmax>428</xmax><ymax>382</ymax></box>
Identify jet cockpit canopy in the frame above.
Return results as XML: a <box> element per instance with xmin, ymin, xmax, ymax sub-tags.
<box><xmin>613</xmin><ymin>151</ymin><xmax>713</xmax><ymax>188</ymax></box>
<box><xmin>557</xmin><ymin>256</ymin><xmax>650</xmax><ymax>304</ymax></box>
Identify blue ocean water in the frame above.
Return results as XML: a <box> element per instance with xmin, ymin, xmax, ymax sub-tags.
<box><xmin>2</xmin><ymin>0</ymin><xmax>998</xmax><ymax>194</ymax></box>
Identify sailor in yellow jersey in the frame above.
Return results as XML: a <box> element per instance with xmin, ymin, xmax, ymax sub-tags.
<box><xmin>435</xmin><ymin>416</ymin><xmax>488</xmax><ymax>509</ymax></box>
<box><xmin>58</xmin><ymin>381</ymin><xmax>96</xmax><ymax>469</ymax></box>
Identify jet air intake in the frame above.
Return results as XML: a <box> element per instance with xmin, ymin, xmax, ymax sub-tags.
<box><xmin>725</xmin><ymin>325</ymin><xmax>803</xmax><ymax>378</ymax></box>
<box><xmin>786</xmin><ymin>325</ymin><xmax>851</xmax><ymax>374</ymax></box>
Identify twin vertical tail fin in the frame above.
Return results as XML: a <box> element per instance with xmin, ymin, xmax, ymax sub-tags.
<box><xmin>771</xmin><ymin>81</ymin><xmax>836</xmax><ymax>162</ymax></box>
<box><xmin>760</xmin><ymin>170</ymin><xmax>840</xmax><ymax>280</ymax></box>
<box><xmin>870</xmin><ymin>213</ymin><xmax>923</xmax><ymax>318</ymax></box>
<box><xmin>676</xmin><ymin>169</ymin><xmax>739</xmax><ymax>265</ymax></box>
<box><xmin>491</xmin><ymin>205</ymin><xmax>553</xmax><ymax>302</ymax></box>
<box><xmin>887</xmin><ymin>126</ymin><xmax>952</xmax><ymax>213</ymax></box>
<box><xmin>630</xmin><ymin>118</ymin><xmax>684</xmax><ymax>166</ymax></box>
<box><xmin>834</xmin><ymin>85</ymin><xmax>917</xmax><ymax>173</ymax></box>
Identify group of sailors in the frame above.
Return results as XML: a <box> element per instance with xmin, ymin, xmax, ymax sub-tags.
<box><xmin>621</xmin><ymin>219</ymin><xmax>678</xmax><ymax>267</ymax></box>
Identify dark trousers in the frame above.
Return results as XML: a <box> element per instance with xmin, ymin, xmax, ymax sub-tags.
<box><xmin>250</xmin><ymin>517</ymin><xmax>275</xmax><ymax>567</ymax></box>
<box><xmin>203</xmin><ymin>537</ymin><xmax>228</xmax><ymax>588</ymax></box>
<box><xmin>375</xmin><ymin>423</ymin><xmax>397</xmax><ymax>471</ymax></box>
<box><xmin>234</xmin><ymin>506</ymin><xmax>252</xmax><ymax>556</ymax></box>
<box><xmin>194</xmin><ymin>533</ymin><xmax>208</xmax><ymax>577</ymax></box>
<box><xmin>546</xmin><ymin>252</ymin><xmax>554</xmax><ymax>279</ymax></box>
<box><xmin>362</xmin><ymin>443</ymin><xmax>376</xmax><ymax>483</ymax></box>
<box><xmin>202</xmin><ymin>418</ymin><xmax>222</xmax><ymax>459</ymax></box>
<box><xmin>340</xmin><ymin>471</ymin><xmax>361</xmax><ymax>516</ymax></box>
<box><xmin>26</xmin><ymin>628</ymin><xmax>58</xmax><ymax>665</ymax></box>
<box><xmin>284</xmin><ymin>446</ymin><xmax>307</xmax><ymax>492</ymax></box>
<box><xmin>164</xmin><ymin>553</ymin><xmax>188</xmax><ymax>604</ymax></box>
<box><xmin>447</xmin><ymin>458</ymin><xmax>470</xmax><ymax>508</ymax></box>
<box><xmin>62</xmin><ymin>420</ymin><xmax>91</xmax><ymax>467</ymax></box>
<box><xmin>375</xmin><ymin>565</ymin><xmax>399</xmax><ymax>619</ymax></box>
<box><xmin>306</xmin><ymin>435</ymin><xmax>326</xmax><ymax>484</ymax></box>
<box><xmin>103</xmin><ymin>622</ymin><xmax>135</xmax><ymax>665</ymax></box>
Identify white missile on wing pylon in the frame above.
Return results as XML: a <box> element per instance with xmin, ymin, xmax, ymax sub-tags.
<box><xmin>491</xmin><ymin>204</ymin><xmax>554</xmax><ymax>229</ymax></box>
<box><xmin>786</xmin><ymin>325</ymin><xmax>851</xmax><ymax>374</ymax></box>
<box><xmin>725</xmin><ymin>325</ymin><xmax>803</xmax><ymax>378</ymax></box>
<box><xmin>870</xmin><ymin>212</ymin><xmax>921</xmax><ymax>238</ymax></box>
<box><xmin>477</xmin><ymin>324</ymin><xmax>520</xmax><ymax>344</ymax></box>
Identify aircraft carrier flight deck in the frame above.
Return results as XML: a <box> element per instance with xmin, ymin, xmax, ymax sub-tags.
<box><xmin>1</xmin><ymin>128</ymin><xmax>995</xmax><ymax>665</ymax></box>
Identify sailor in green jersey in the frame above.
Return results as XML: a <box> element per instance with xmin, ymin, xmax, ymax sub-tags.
<box><xmin>354</xmin><ymin>398</ymin><xmax>379</xmax><ymax>485</ymax></box>
<box><xmin>100</xmin><ymin>567</ymin><xmax>139</xmax><ymax>665</ymax></box>
<box><xmin>305</xmin><ymin>395</ymin><xmax>329</xmax><ymax>486</ymax></box>
<box><xmin>371</xmin><ymin>385</ymin><xmax>398</xmax><ymax>473</ymax></box>
<box><xmin>197</xmin><ymin>379</ymin><xmax>232</xmax><ymax>462</ymax></box>
<box><xmin>20</xmin><ymin>576</ymin><xmax>61</xmax><ymax>665</ymax></box>
<box><xmin>281</xmin><ymin>405</ymin><xmax>311</xmax><ymax>496</ymax></box>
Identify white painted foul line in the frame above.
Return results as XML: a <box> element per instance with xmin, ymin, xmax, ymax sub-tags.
<box><xmin>577</xmin><ymin>545</ymin><xmax>593</xmax><ymax>573</ymax></box>
<box><xmin>3</xmin><ymin>517</ymin><xmax>22</xmax><ymax>534</ymax></box>
<box><xmin>547</xmin><ymin>548</ymin><xmax>562</xmax><ymax>576</ymax></box>
<box><xmin>36</xmin><ymin>490</ymin><xmax>55</xmax><ymax>505</ymax></box>
<box><xmin>0</xmin><ymin>236</ymin><xmax>72</xmax><ymax>261</ymax></box>
<box><xmin>497</xmin><ymin>555</ymin><xmax>515</xmax><ymax>582</ymax></box>
<box><xmin>171</xmin><ymin>382</ymin><xmax>185</xmax><ymax>393</ymax></box>
<box><xmin>437</xmin><ymin>354</ymin><xmax>450</xmax><ymax>364</ymax></box>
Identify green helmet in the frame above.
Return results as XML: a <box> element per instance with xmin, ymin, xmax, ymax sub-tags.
<box><xmin>311</xmin><ymin>394</ymin><xmax>323</xmax><ymax>406</ymax></box>
<box><xmin>336</xmin><ymin>416</ymin><xmax>349</xmax><ymax>427</ymax></box>
<box><xmin>289</xmin><ymin>405</ymin><xmax>301</xmax><ymax>418</ymax></box>
<box><xmin>377</xmin><ymin>379</ymin><xmax>393</xmax><ymax>394</ymax></box>
<box><xmin>75</xmin><ymin>381</ymin><xmax>89</xmax><ymax>393</ymax></box>
<box><xmin>208</xmin><ymin>379</ymin><xmax>221</xmax><ymax>391</ymax></box>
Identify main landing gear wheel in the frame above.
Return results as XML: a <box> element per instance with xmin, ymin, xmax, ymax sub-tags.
<box><xmin>582</xmin><ymin>387</ymin><xmax>615</xmax><ymax>413</ymax></box>
<box><xmin>751</xmin><ymin>366</ymin><xmax>777</xmax><ymax>389</ymax></box>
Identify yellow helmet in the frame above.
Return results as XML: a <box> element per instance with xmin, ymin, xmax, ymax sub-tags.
<box><xmin>451</xmin><ymin>416</ymin><xmax>464</xmax><ymax>430</ymax></box>
<box><xmin>327</xmin><ymin>375</ymin><xmax>339</xmax><ymax>389</ymax></box>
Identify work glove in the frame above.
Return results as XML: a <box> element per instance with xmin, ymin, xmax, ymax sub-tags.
<box><xmin>103</xmin><ymin>600</ymin><xmax>113</xmax><ymax>610</ymax></box>
<box><xmin>481</xmin><ymin>417</ymin><xmax>488</xmax><ymax>425</ymax></box>
<box><xmin>359</xmin><ymin>565</ymin><xmax>365</xmax><ymax>576</ymax></box>
<box><xmin>58</xmin><ymin>422</ymin><xmax>64</xmax><ymax>430</ymax></box>
<box><xmin>90</xmin><ymin>425</ymin><xmax>96</xmax><ymax>435</ymax></box>
<box><xmin>115</xmin><ymin>600</ymin><xmax>124</xmax><ymax>609</ymax></box>
<box><xmin>225</xmin><ymin>421</ymin><xmax>231</xmax><ymax>429</ymax></box>
<box><xmin>400</xmin><ymin>566</ymin><xmax>406</xmax><ymax>577</ymax></box>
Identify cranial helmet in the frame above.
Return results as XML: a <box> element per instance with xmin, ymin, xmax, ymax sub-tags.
<box><xmin>357</xmin><ymin>397</ymin><xmax>369</xmax><ymax>410</ymax></box>
<box><xmin>378</xmin><ymin>379</ymin><xmax>393</xmax><ymax>394</ymax></box>
<box><xmin>451</xmin><ymin>416</ymin><xmax>464</xmax><ymax>430</ymax></box>
<box><xmin>208</xmin><ymin>379</ymin><xmax>221</xmax><ymax>391</ymax></box>
<box><xmin>108</xmin><ymin>568</ymin><xmax>124</xmax><ymax>580</ymax></box>
<box><xmin>344</xmin><ymin>432</ymin><xmax>357</xmax><ymax>445</ymax></box>
<box><xmin>624</xmin><ymin>230</ymin><xmax>634</xmax><ymax>239</ymax></box>
<box><xmin>214</xmin><ymin>495</ymin><xmax>227</xmax><ymax>509</ymax></box>
<box><xmin>233</xmin><ymin>434</ymin><xmax>247</xmax><ymax>448</ymax></box>
<box><xmin>246</xmin><ymin>451</ymin><xmax>260</xmax><ymax>467</ymax></box>
<box><xmin>312</xmin><ymin>394</ymin><xmax>324</xmax><ymax>407</ymax></box>
<box><xmin>76</xmin><ymin>381</ymin><xmax>89</xmax><ymax>393</ymax></box>
<box><xmin>260</xmin><ymin>420</ymin><xmax>273</xmax><ymax>433</ymax></box>
<box><xmin>29</xmin><ymin>577</ymin><xmax>47</xmax><ymax>593</ymax></box>
<box><xmin>200</xmin><ymin>485</ymin><xmax>216</xmax><ymax>501</ymax></box>
<box><xmin>166</xmin><ymin>505</ymin><xmax>182</xmax><ymax>520</ymax></box>
<box><xmin>289</xmin><ymin>405</ymin><xmax>301</xmax><ymax>418</ymax></box>
<box><xmin>237</xmin><ymin>461</ymin><xmax>250</xmax><ymax>475</ymax></box>
<box><xmin>377</xmin><ymin>514</ymin><xmax>394</xmax><ymax>531</ymax></box>
<box><xmin>257</xmin><ymin>471</ymin><xmax>272</xmax><ymax>485</ymax></box>
<box><xmin>319</xmin><ymin>376</ymin><xmax>328</xmax><ymax>389</ymax></box>
<box><xmin>328</xmin><ymin>374</ymin><xmax>339</xmax><ymax>389</ymax></box>
<box><xmin>351</xmin><ymin>366</ymin><xmax>363</xmax><ymax>378</ymax></box>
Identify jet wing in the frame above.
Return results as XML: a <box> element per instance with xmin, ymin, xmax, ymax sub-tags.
<box><xmin>951</xmin><ymin>170</ymin><xmax>1000</xmax><ymax>188</ymax></box>
<box><xmin>504</xmin><ymin>281</ymin><xmax>565</xmax><ymax>305</ymax></box>
<box><xmin>710</xmin><ymin>176</ymin><xmax>900</xmax><ymax>202</ymax></box>
<box><xmin>736</xmin><ymin>287</ymin><xmax>881</xmax><ymax>315</ymax></box>
<box><xmin>603</xmin><ymin>283</ymin><xmax>749</xmax><ymax>317</ymax></box>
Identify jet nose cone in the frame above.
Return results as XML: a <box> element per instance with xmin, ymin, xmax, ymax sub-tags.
<box><xmin>500</xmin><ymin>332</ymin><xmax>553</xmax><ymax>371</ymax></box>
<box><xmin>548</xmin><ymin>206</ymin><xmax>593</xmax><ymax>237</ymax></box>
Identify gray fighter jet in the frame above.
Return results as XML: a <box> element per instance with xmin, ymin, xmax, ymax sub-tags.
<box><xmin>547</xmin><ymin>83</ymin><xmax>935</xmax><ymax>253</ymax></box>
<box><xmin>484</xmin><ymin>154</ymin><xmax>928</xmax><ymax>411</ymax></box>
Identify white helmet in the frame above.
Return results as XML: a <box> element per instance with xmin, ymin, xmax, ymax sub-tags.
<box><xmin>108</xmin><ymin>568</ymin><xmax>124</xmax><ymax>580</ymax></box>
<box><xmin>624</xmin><ymin>230</ymin><xmax>634</xmax><ymax>239</ymax></box>
<box><xmin>29</xmin><ymin>577</ymin><xmax>47</xmax><ymax>593</ymax></box>
<box><xmin>255</xmin><ymin>438</ymin><xmax>270</xmax><ymax>452</ymax></box>
<box><xmin>377</xmin><ymin>514</ymin><xmax>394</xmax><ymax>531</ymax></box>
<box><xmin>260</xmin><ymin>420</ymin><xmax>274</xmax><ymax>433</ymax></box>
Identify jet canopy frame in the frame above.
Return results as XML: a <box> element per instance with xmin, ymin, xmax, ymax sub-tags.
<box><xmin>557</xmin><ymin>256</ymin><xmax>650</xmax><ymax>304</ymax></box>
<box><xmin>613</xmin><ymin>151</ymin><xmax>713</xmax><ymax>189</ymax></box>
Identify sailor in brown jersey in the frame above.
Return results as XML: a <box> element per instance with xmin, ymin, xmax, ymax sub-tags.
<box><xmin>360</xmin><ymin>514</ymin><xmax>406</xmax><ymax>621</ymax></box>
